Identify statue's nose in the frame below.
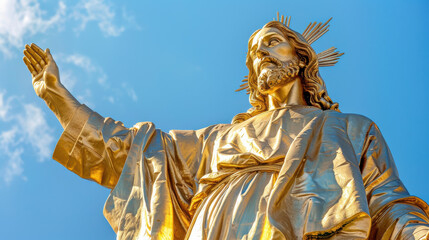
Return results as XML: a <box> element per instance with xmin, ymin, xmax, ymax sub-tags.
<box><xmin>256</xmin><ymin>49</ymin><xmax>269</xmax><ymax>59</ymax></box>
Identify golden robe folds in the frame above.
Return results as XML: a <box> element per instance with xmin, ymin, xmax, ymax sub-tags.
<box><xmin>53</xmin><ymin>105</ymin><xmax>429</xmax><ymax>239</ymax></box>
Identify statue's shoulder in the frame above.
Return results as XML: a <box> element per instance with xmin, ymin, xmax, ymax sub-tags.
<box><xmin>324</xmin><ymin>111</ymin><xmax>377</xmax><ymax>155</ymax></box>
<box><xmin>196</xmin><ymin>123</ymin><xmax>231</xmax><ymax>135</ymax></box>
<box><xmin>324</xmin><ymin>110</ymin><xmax>374</xmax><ymax>131</ymax></box>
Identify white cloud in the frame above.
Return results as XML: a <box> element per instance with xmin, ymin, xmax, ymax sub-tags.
<box><xmin>60</xmin><ymin>69</ymin><xmax>77</xmax><ymax>91</ymax></box>
<box><xmin>121</xmin><ymin>7</ymin><xmax>142</xmax><ymax>31</ymax></box>
<box><xmin>0</xmin><ymin>92</ymin><xmax>11</xmax><ymax>120</ymax></box>
<box><xmin>121</xmin><ymin>82</ymin><xmax>138</xmax><ymax>102</ymax></box>
<box><xmin>18</xmin><ymin>104</ymin><xmax>54</xmax><ymax>162</ymax></box>
<box><xmin>56</xmin><ymin>52</ymin><xmax>139</xmax><ymax>107</ymax></box>
<box><xmin>58</xmin><ymin>53</ymin><xmax>108</xmax><ymax>93</ymax></box>
<box><xmin>97</xmin><ymin>72</ymin><xmax>107</xmax><ymax>85</ymax></box>
<box><xmin>72</xmin><ymin>0</ymin><xmax>124</xmax><ymax>37</ymax></box>
<box><xmin>0</xmin><ymin>91</ymin><xmax>54</xmax><ymax>185</ymax></box>
<box><xmin>128</xmin><ymin>89</ymin><xmax>138</xmax><ymax>102</ymax></box>
<box><xmin>0</xmin><ymin>127</ymin><xmax>25</xmax><ymax>184</ymax></box>
<box><xmin>0</xmin><ymin>0</ymin><xmax>66</xmax><ymax>56</ymax></box>
<box><xmin>60</xmin><ymin>53</ymin><xmax>107</xmax><ymax>89</ymax></box>
<box><xmin>0</xmin><ymin>0</ymin><xmax>135</xmax><ymax>56</ymax></box>
<box><xmin>63</xmin><ymin>54</ymin><xmax>97</xmax><ymax>72</ymax></box>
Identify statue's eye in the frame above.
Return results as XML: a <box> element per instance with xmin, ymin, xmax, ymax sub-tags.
<box><xmin>268</xmin><ymin>38</ymin><xmax>281</xmax><ymax>46</ymax></box>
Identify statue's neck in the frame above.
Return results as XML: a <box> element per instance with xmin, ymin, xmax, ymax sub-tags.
<box><xmin>267</xmin><ymin>77</ymin><xmax>307</xmax><ymax>110</ymax></box>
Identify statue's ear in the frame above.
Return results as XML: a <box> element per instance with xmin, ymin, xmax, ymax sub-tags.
<box><xmin>297</xmin><ymin>55</ymin><xmax>307</xmax><ymax>68</ymax></box>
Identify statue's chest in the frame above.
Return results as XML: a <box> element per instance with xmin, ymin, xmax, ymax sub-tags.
<box><xmin>213</xmin><ymin>108</ymin><xmax>318</xmax><ymax>167</ymax></box>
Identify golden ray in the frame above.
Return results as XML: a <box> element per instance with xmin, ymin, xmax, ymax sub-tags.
<box><xmin>317</xmin><ymin>47</ymin><xmax>344</xmax><ymax>67</ymax></box>
<box><xmin>275</xmin><ymin>12</ymin><xmax>291</xmax><ymax>27</ymax></box>
<box><xmin>302</xmin><ymin>18</ymin><xmax>332</xmax><ymax>44</ymax></box>
<box><xmin>302</xmin><ymin>21</ymin><xmax>316</xmax><ymax>37</ymax></box>
<box><xmin>236</xmin><ymin>77</ymin><xmax>250</xmax><ymax>92</ymax></box>
<box><xmin>235</xmin><ymin>86</ymin><xmax>249</xmax><ymax>92</ymax></box>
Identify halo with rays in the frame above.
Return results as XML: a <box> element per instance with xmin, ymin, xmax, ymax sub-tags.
<box><xmin>236</xmin><ymin>13</ymin><xmax>344</xmax><ymax>93</ymax></box>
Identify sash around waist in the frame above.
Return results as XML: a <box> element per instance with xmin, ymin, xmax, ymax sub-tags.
<box><xmin>188</xmin><ymin>164</ymin><xmax>282</xmax><ymax>215</ymax></box>
<box><xmin>199</xmin><ymin>164</ymin><xmax>282</xmax><ymax>184</ymax></box>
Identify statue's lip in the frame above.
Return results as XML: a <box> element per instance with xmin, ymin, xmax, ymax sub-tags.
<box><xmin>258</xmin><ymin>56</ymin><xmax>282</xmax><ymax>73</ymax></box>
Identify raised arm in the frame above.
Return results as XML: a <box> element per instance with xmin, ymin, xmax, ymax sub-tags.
<box><xmin>23</xmin><ymin>44</ymin><xmax>132</xmax><ymax>188</ymax></box>
<box><xmin>23</xmin><ymin>43</ymin><xmax>80</xmax><ymax>128</ymax></box>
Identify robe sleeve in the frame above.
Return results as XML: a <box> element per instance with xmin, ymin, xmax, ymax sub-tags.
<box><xmin>359</xmin><ymin>121</ymin><xmax>429</xmax><ymax>239</ymax></box>
<box><xmin>53</xmin><ymin>104</ymin><xmax>136</xmax><ymax>189</ymax></box>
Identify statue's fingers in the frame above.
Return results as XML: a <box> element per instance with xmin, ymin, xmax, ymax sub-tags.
<box><xmin>23</xmin><ymin>57</ymin><xmax>37</xmax><ymax>76</ymax></box>
<box><xmin>39</xmin><ymin>59</ymin><xmax>46</xmax><ymax>68</ymax></box>
<box><xmin>25</xmin><ymin>52</ymin><xmax>43</xmax><ymax>73</ymax></box>
<box><xmin>35</xmin><ymin>55</ymin><xmax>46</xmax><ymax>68</ymax></box>
<box><xmin>31</xmin><ymin>43</ymin><xmax>48</xmax><ymax>63</ymax></box>
<box><xmin>26</xmin><ymin>44</ymin><xmax>42</xmax><ymax>63</ymax></box>
<box><xmin>30</xmin><ymin>43</ymin><xmax>45</xmax><ymax>55</ymax></box>
<box><xmin>29</xmin><ymin>45</ymin><xmax>47</xmax><ymax>68</ymax></box>
<box><xmin>24</xmin><ymin>50</ymin><xmax>38</xmax><ymax>66</ymax></box>
<box><xmin>24</xmin><ymin>49</ymin><xmax>43</xmax><ymax>72</ymax></box>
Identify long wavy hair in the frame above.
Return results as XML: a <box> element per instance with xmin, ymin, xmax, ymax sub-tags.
<box><xmin>232</xmin><ymin>21</ymin><xmax>339</xmax><ymax>124</ymax></box>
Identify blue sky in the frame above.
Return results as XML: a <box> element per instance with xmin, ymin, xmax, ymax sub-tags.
<box><xmin>0</xmin><ymin>0</ymin><xmax>428</xmax><ymax>239</ymax></box>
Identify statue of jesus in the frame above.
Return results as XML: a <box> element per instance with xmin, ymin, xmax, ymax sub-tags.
<box><xmin>23</xmin><ymin>14</ymin><xmax>429</xmax><ymax>240</ymax></box>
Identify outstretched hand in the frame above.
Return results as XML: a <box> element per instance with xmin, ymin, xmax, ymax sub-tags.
<box><xmin>23</xmin><ymin>43</ymin><xmax>60</xmax><ymax>99</ymax></box>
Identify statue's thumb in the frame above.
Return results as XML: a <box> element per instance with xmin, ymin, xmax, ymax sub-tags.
<box><xmin>46</xmin><ymin>48</ymin><xmax>53</xmax><ymax>61</ymax></box>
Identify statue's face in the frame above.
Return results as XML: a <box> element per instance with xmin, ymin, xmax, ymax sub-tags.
<box><xmin>249</xmin><ymin>27</ymin><xmax>300</xmax><ymax>94</ymax></box>
<box><xmin>250</xmin><ymin>27</ymin><xmax>298</xmax><ymax>77</ymax></box>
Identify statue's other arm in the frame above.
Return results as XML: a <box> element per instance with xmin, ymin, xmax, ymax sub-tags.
<box><xmin>357</xmin><ymin>120</ymin><xmax>429</xmax><ymax>239</ymax></box>
<box><xmin>23</xmin><ymin>44</ymin><xmax>131</xmax><ymax>188</ymax></box>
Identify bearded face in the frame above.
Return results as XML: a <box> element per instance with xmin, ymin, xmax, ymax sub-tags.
<box><xmin>257</xmin><ymin>57</ymin><xmax>300</xmax><ymax>95</ymax></box>
<box><xmin>249</xmin><ymin>27</ymin><xmax>302</xmax><ymax>95</ymax></box>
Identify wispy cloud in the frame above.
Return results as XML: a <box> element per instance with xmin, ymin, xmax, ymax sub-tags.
<box><xmin>19</xmin><ymin>104</ymin><xmax>54</xmax><ymax>162</ymax></box>
<box><xmin>121</xmin><ymin>82</ymin><xmax>138</xmax><ymax>102</ymax></box>
<box><xmin>60</xmin><ymin>69</ymin><xmax>77</xmax><ymax>91</ymax></box>
<box><xmin>63</xmin><ymin>54</ymin><xmax>97</xmax><ymax>72</ymax></box>
<box><xmin>0</xmin><ymin>92</ymin><xmax>12</xmax><ymax>120</ymax></box>
<box><xmin>0</xmin><ymin>127</ymin><xmax>24</xmax><ymax>184</ymax></box>
<box><xmin>72</xmin><ymin>0</ymin><xmax>125</xmax><ymax>37</ymax></box>
<box><xmin>59</xmin><ymin>53</ymin><xmax>138</xmax><ymax>103</ymax></box>
<box><xmin>0</xmin><ymin>0</ymin><xmax>66</xmax><ymax>56</ymax></box>
<box><xmin>0</xmin><ymin>91</ymin><xmax>54</xmax><ymax>185</ymax></box>
<box><xmin>60</xmin><ymin>53</ymin><xmax>106</xmax><ymax>88</ymax></box>
<box><xmin>107</xmin><ymin>96</ymin><xmax>115</xmax><ymax>103</ymax></box>
<box><xmin>0</xmin><ymin>0</ymin><xmax>135</xmax><ymax>56</ymax></box>
<box><xmin>128</xmin><ymin>89</ymin><xmax>138</xmax><ymax>102</ymax></box>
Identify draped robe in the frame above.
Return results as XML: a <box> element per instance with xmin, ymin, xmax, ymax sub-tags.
<box><xmin>53</xmin><ymin>104</ymin><xmax>429</xmax><ymax>239</ymax></box>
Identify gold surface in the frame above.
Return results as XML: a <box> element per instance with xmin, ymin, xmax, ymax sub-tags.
<box><xmin>23</xmin><ymin>14</ymin><xmax>429</xmax><ymax>240</ymax></box>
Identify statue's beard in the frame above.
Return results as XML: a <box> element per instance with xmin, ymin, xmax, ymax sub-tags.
<box><xmin>257</xmin><ymin>58</ymin><xmax>300</xmax><ymax>95</ymax></box>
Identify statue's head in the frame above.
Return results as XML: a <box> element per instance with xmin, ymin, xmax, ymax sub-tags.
<box><xmin>233</xmin><ymin>18</ymin><xmax>341</xmax><ymax>124</ymax></box>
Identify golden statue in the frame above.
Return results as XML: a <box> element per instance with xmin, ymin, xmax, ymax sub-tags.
<box><xmin>23</xmin><ymin>14</ymin><xmax>429</xmax><ymax>240</ymax></box>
